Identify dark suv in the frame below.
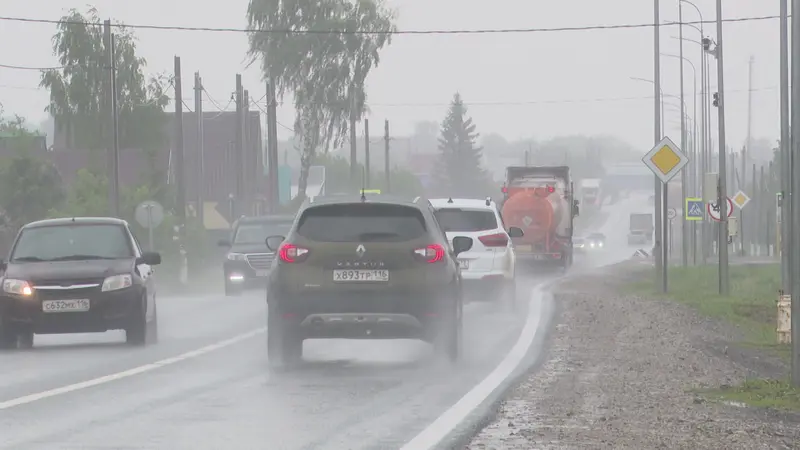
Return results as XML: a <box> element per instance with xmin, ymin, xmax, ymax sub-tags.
<box><xmin>218</xmin><ymin>215</ymin><xmax>295</xmax><ymax>296</ymax></box>
<box><xmin>0</xmin><ymin>217</ymin><xmax>161</xmax><ymax>349</ymax></box>
<box><xmin>264</xmin><ymin>195</ymin><xmax>473</xmax><ymax>368</ymax></box>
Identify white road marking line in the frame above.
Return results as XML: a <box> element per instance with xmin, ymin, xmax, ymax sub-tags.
<box><xmin>399</xmin><ymin>281</ymin><xmax>551</xmax><ymax>450</ymax></box>
<box><xmin>0</xmin><ymin>328</ymin><xmax>266</xmax><ymax>410</ymax></box>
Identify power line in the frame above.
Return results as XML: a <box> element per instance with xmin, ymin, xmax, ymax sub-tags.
<box><xmin>0</xmin><ymin>63</ymin><xmax>65</xmax><ymax>70</ymax></box>
<box><xmin>0</xmin><ymin>15</ymin><xmax>783</xmax><ymax>36</ymax></box>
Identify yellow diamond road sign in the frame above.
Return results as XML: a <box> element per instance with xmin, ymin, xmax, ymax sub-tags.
<box><xmin>642</xmin><ymin>136</ymin><xmax>688</xmax><ymax>183</ymax></box>
<box><xmin>732</xmin><ymin>190</ymin><xmax>750</xmax><ymax>209</ymax></box>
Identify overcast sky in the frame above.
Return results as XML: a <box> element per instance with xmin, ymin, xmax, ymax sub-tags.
<box><xmin>0</xmin><ymin>0</ymin><xmax>782</xmax><ymax>153</ymax></box>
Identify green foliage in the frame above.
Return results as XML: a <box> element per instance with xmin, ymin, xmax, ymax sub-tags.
<box><xmin>433</xmin><ymin>93</ymin><xmax>492</xmax><ymax>197</ymax></box>
<box><xmin>246</xmin><ymin>0</ymin><xmax>396</xmax><ymax>199</ymax></box>
<box><xmin>0</xmin><ymin>116</ymin><xmax>63</xmax><ymax>228</ymax></box>
<box><xmin>39</xmin><ymin>7</ymin><xmax>169</xmax><ymax>151</ymax></box>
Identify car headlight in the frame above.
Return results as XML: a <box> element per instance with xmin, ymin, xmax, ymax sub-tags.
<box><xmin>2</xmin><ymin>278</ymin><xmax>33</xmax><ymax>296</ymax></box>
<box><xmin>102</xmin><ymin>274</ymin><xmax>132</xmax><ymax>292</ymax></box>
<box><xmin>227</xmin><ymin>253</ymin><xmax>246</xmax><ymax>261</ymax></box>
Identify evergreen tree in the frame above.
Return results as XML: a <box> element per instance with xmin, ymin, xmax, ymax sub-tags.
<box><xmin>433</xmin><ymin>93</ymin><xmax>490</xmax><ymax>197</ymax></box>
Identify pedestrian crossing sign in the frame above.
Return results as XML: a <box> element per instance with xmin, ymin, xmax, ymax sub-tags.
<box><xmin>685</xmin><ymin>197</ymin><xmax>703</xmax><ymax>221</ymax></box>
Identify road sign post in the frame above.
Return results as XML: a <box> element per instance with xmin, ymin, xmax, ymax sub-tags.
<box><xmin>643</xmin><ymin>136</ymin><xmax>689</xmax><ymax>292</ymax></box>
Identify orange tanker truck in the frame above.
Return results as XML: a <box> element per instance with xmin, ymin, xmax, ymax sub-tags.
<box><xmin>500</xmin><ymin>166</ymin><xmax>580</xmax><ymax>270</ymax></box>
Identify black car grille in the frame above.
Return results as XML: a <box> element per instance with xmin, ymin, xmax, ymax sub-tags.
<box><xmin>30</xmin><ymin>278</ymin><xmax>104</xmax><ymax>300</ymax></box>
<box><xmin>246</xmin><ymin>253</ymin><xmax>274</xmax><ymax>270</ymax></box>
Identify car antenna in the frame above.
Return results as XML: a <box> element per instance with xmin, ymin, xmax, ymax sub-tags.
<box><xmin>447</xmin><ymin>197</ymin><xmax>453</xmax><ymax>203</ymax></box>
<box><xmin>485</xmin><ymin>196</ymin><xmax>491</xmax><ymax>206</ymax></box>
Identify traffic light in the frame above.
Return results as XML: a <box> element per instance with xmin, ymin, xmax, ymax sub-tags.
<box><xmin>712</xmin><ymin>92</ymin><xmax>719</xmax><ymax>107</ymax></box>
<box><xmin>702</xmin><ymin>37</ymin><xmax>712</xmax><ymax>51</ymax></box>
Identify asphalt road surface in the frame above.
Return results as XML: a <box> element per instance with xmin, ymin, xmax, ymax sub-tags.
<box><xmin>0</xmin><ymin>195</ymin><xmax>648</xmax><ymax>450</ymax></box>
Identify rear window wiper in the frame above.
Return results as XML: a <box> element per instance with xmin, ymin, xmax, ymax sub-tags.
<box><xmin>48</xmin><ymin>255</ymin><xmax>116</xmax><ymax>261</ymax></box>
<box><xmin>356</xmin><ymin>232</ymin><xmax>402</xmax><ymax>241</ymax></box>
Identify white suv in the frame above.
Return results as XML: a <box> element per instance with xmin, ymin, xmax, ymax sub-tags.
<box><xmin>430</xmin><ymin>197</ymin><xmax>524</xmax><ymax>310</ymax></box>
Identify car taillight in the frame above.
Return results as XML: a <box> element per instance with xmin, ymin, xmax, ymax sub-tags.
<box><xmin>479</xmin><ymin>233</ymin><xmax>509</xmax><ymax>247</ymax></box>
<box><xmin>413</xmin><ymin>244</ymin><xmax>445</xmax><ymax>263</ymax></box>
<box><xmin>278</xmin><ymin>243</ymin><xmax>309</xmax><ymax>263</ymax></box>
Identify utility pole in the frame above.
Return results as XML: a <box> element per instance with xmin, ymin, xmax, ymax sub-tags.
<box><xmin>349</xmin><ymin>90</ymin><xmax>357</xmax><ymax>183</ymax></box>
<box><xmin>780</xmin><ymin>0</ymin><xmax>791</xmax><ymax>298</ymax></box>
<box><xmin>714</xmin><ymin>0</ymin><xmax>729</xmax><ymax>295</ymax></box>
<box><xmin>790</xmin><ymin>0</ymin><xmax>800</xmax><ymax>387</ymax></box>
<box><xmin>678</xmin><ymin>1</ymin><xmax>688</xmax><ymax>267</ymax></box>
<box><xmin>110</xmin><ymin>33</ymin><xmax>120</xmax><ymax>218</ymax></box>
<box><xmin>194</xmin><ymin>72</ymin><xmax>204</xmax><ymax>226</ymax></box>
<box><xmin>742</xmin><ymin>55</ymin><xmax>754</xmax><ymax>257</ymax></box>
<box><xmin>103</xmin><ymin>20</ymin><xmax>119</xmax><ymax>217</ymax></box>
<box><xmin>243</xmin><ymin>88</ymin><xmax>251</xmax><ymax>214</ymax></box>
<box><xmin>174</xmin><ymin>57</ymin><xmax>186</xmax><ymax>227</ymax></box>
<box><xmin>234</xmin><ymin>74</ymin><xmax>243</xmax><ymax>218</ymax></box>
<box><xmin>364</xmin><ymin>119</ymin><xmax>371</xmax><ymax>188</ymax></box>
<box><xmin>266</xmin><ymin>79</ymin><xmax>279</xmax><ymax>213</ymax></box>
<box><xmin>384</xmin><ymin>120</ymin><xmax>390</xmax><ymax>193</ymax></box>
<box><xmin>653</xmin><ymin>0</ymin><xmax>665</xmax><ymax>292</ymax></box>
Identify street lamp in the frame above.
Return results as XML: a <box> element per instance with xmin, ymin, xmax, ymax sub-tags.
<box><xmin>630</xmin><ymin>76</ymin><xmax>665</xmax><ymax>133</ymax></box>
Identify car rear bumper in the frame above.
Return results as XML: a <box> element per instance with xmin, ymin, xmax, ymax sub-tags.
<box><xmin>271</xmin><ymin>289</ymin><xmax>453</xmax><ymax>340</ymax></box>
<box><xmin>0</xmin><ymin>288</ymin><xmax>142</xmax><ymax>334</ymax></box>
<box><xmin>224</xmin><ymin>261</ymin><xmax>270</xmax><ymax>285</ymax></box>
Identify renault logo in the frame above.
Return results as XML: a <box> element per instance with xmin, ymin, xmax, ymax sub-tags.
<box><xmin>356</xmin><ymin>244</ymin><xmax>366</xmax><ymax>258</ymax></box>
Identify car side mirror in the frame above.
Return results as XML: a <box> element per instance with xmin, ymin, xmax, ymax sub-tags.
<box><xmin>507</xmin><ymin>226</ymin><xmax>524</xmax><ymax>238</ymax></box>
<box><xmin>451</xmin><ymin>236</ymin><xmax>473</xmax><ymax>256</ymax></box>
<box><xmin>265</xmin><ymin>235</ymin><xmax>285</xmax><ymax>251</ymax></box>
<box><xmin>137</xmin><ymin>252</ymin><xmax>161</xmax><ymax>265</ymax></box>
<box><xmin>218</xmin><ymin>239</ymin><xmax>231</xmax><ymax>247</ymax></box>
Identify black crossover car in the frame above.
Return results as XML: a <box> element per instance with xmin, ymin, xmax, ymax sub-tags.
<box><xmin>0</xmin><ymin>217</ymin><xmax>161</xmax><ymax>349</ymax></box>
<box><xmin>218</xmin><ymin>215</ymin><xmax>295</xmax><ymax>296</ymax></box>
<box><xmin>264</xmin><ymin>195</ymin><xmax>473</xmax><ymax>368</ymax></box>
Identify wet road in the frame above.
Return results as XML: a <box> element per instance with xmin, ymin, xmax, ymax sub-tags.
<box><xmin>0</xmin><ymin>196</ymin><xmax>647</xmax><ymax>450</ymax></box>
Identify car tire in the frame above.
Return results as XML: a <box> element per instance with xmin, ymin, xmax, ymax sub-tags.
<box><xmin>18</xmin><ymin>330</ymin><xmax>34</xmax><ymax>349</ymax></box>
<box><xmin>0</xmin><ymin>320</ymin><xmax>17</xmax><ymax>350</ymax></box>
<box><xmin>267</xmin><ymin>303</ymin><xmax>303</xmax><ymax>369</ymax></box>
<box><xmin>504</xmin><ymin>280</ymin><xmax>517</xmax><ymax>312</ymax></box>
<box><xmin>224</xmin><ymin>280</ymin><xmax>242</xmax><ymax>297</ymax></box>
<box><xmin>126</xmin><ymin>298</ymin><xmax>148</xmax><ymax>346</ymax></box>
<box><xmin>433</xmin><ymin>295</ymin><xmax>461</xmax><ymax>363</ymax></box>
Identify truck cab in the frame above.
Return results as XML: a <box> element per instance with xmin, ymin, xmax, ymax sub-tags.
<box><xmin>628</xmin><ymin>213</ymin><xmax>654</xmax><ymax>245</ymax></box>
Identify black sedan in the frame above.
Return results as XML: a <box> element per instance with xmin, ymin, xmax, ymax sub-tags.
<box><xmin>586</xmin><ymin>232</ymin><xmax>606</xmax><ymax>249</ymax></box>
<box><xmin>0</xmin><ymin>217</ymin><xmax>161</xmax><ymax>349</ymax></box>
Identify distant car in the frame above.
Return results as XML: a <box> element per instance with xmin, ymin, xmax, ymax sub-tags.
<box><xmin>573</xmin><ymin>236</ymin><xmax>587</xmax><ymax>252</ymax></box>
<box><xmin>264</xmin><ymin>195</ymin><xmax>472</xmax><ymax>368</ymax></box>
<box><xmin>429</xmin><ymin>197</ymin><xmax>523</xmax><ymax>310</ymax></box>
<box><xmin>218</xmin><ymin>215</ymin><xmax>295</xmax><ymax>296</ymax></box>
<box><xmin>586</xmin><ymin>233</ymin><xmax>606</xmax><ymax>249</ymax></box>
<box><xmin>0</xmin><ymin>217</ymin><xmax>161</xmax><ymax>349</ymax></box>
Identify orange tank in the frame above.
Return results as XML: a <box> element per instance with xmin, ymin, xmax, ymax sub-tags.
<box><xmin>501</xmin><ymin>188</ymin><xmax>565</xmax><ymax>245</ymax></box>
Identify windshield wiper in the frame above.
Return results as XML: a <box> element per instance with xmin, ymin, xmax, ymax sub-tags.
<box><xmin>48</xmin><ymin>254</ymin><xmax>115</xmax><ymax>261</ymax></box>
<box><xmin>11</xmin><ymin>256</ymin><xmax>46</xmax><ymax>262</ymax></box>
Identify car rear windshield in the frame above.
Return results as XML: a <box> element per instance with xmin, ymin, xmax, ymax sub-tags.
<box><xmin>296</xmin><ymin>204</ymin><xmax>426</xmax><ymax>242</ymax></box>
<box><xmin>11</xmin><ymin>224</ymin><xmax>133</xmax><ymax>262</ymax></box>
<box><xmin>234</xmin><ymin>221</ymin><xmax>293</xmax><ymax>244</ymax></box>
<box><xmin>434</xmin><ymin>208</ymin><xmax>497</xmax><ymax>232</ymax></box>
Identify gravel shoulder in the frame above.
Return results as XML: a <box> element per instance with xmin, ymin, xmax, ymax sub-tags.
<box><xmin>466</xmin><ymin>262</ymin><xmax>800</xmax><ymax>450</ymax></box>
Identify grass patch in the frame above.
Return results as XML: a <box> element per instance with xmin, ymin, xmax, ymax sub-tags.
<box><xmin>626</xmin><ymin>264</ymin><xmax>786</xmax><ymax>355</ymax></box>
<box><xmin>702</xmin><ymin>379</ymin><xmax>800</xmax><ymax>412</ymax></box>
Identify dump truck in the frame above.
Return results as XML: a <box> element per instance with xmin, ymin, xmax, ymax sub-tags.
<box><xmin>500</xmin><ymin>166</ymin><xmax>579</xmax><ymax>269</ymax></box>
<box><xmin>628</xmin><ymin>213</ymin><xmax>654</xmax><ymax>245</ymax></box>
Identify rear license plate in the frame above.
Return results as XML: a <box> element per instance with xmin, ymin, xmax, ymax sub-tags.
<box><xmin>255</xmin><ymin>270</ymin><xmax>269</xmax><ymax>277</ymax></box>
<box><xmin>458</xmin><ymin>260</ymin><xmax>469</xmax><ymax>269</ymax></box>
<box><xmin>515</xmin><ymin>245</ymin><xmax>532</xmax><ymax>252</ymax></box>
<box><xmin>333</xmin><ymin>269</ymin><xmax>389</xmax><ymax>282</ymax></box>
<box><xmin>42</xmin><ymin>299</ymin><xmax>90</xmax><ymax>313</ymax></box>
